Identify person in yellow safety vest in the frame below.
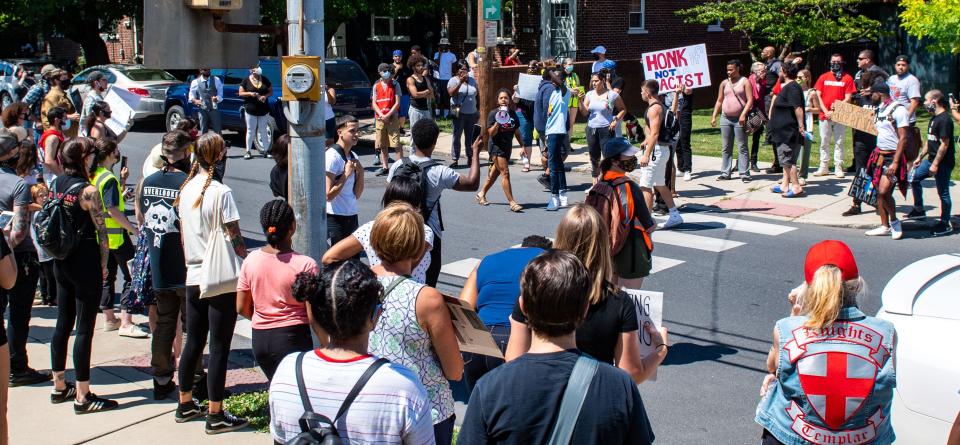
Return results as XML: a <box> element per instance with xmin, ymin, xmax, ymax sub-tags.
<box><xmin>91</xmin><ymin>138</ymin><xmax>148</xmax><ymax>338</ymax></box>
<box><xmin>563</xmin><ymin>57</ymin><xmax>582</xmax><ymax>154</ymax></box>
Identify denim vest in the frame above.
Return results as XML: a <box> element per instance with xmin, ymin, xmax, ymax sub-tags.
<box><xmin>756</xmin><ymin>306</ymin><xmax>896</xmax><ymax>445</ymax></box>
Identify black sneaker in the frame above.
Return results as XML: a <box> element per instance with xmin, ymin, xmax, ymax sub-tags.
<box><xmin>537</xmin><ymin>173</ymin><xmax>551</xmax><ymax>189</ymax></box>
<box><xmin>905</xmin><ymin>208</ymin><xmax>926</xmax><ymax>219</ymax></box>
<box><xmin>375</xmin><ymin>168</ymin><xmax>389</xmax><ymax>177</ymax></box>
<box><xmin>750</xmin><ymin>163</ymin><xmax>761</xmax><ymax>173</ymax></box>
<box><xmin>154</xmin><ymin>378</ymin><xmax>176</xmax><ymax>400</ymax></box>
<box><xmin>842</xmin><ymin>205</ymin><xmax>862</xmax><ymax>217</ymax></box>
<box><xmin>765</xmin><ymin>166</ymin><xmax>783</xmax><ymax>174</ymax></box>
<box><xmin>373</xmin><ymin>158</ymin><xmax>382</xmax><ymax>167</ymax></box>
<box><xmin>932</xmin><ymin>221</ymin><xmax>954</xmax><ymax>236</ymax></box>
<box><xmin>51</xmin><ymin>381</ymin><xmax>77</xmax><ymax>404</ymax></box>
<box><xmin>449</xmin><ymin>159</ymin><xmax>459</xmax><ymax>168</ymax></box>
<box><xmin>399</xmin><ymin>128</ymin><xmax>406</xmax><ymax>137</ymax></box>
<box><xmin>717</xmin><ymin>174</ymin><xmax>731</xmax><ymax>181</ymax></box>
<box><xmin>741</xmin><ymin>175</ymin><xmax>752</xmax><ymax>183</ymax></box>
<box><xmin>175</xmin><ymin>399</ymin><xmax>207</xmax><ymax>423</ymax></box>
<box><xmin>10</xmin><ymin>368</ymin><xmax>52</xmax><ymax>387</ymax></box>
<box><xmin>205</xmin><ymin>410</ymin><xmax>249</xmax><ymax>434</ymax></box>
<box><xmin>74</xmin><ymin>393</ymin><xmax>119</xmax><ymax>414</ymax></box>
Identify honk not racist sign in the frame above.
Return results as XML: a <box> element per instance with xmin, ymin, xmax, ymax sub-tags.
<box><xmin>642</xmin><ymin>43</ymin><xmax>712</xmax><ymax>91</ymax></box>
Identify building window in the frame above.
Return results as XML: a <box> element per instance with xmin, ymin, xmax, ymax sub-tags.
<box><xmin>708</xmin><ymin>20</ymin><xmax>724</xmax><ymax>32</ymax></box>
<box><xmin>466</xmin><ymin>0</ymin><xmax>514</xmax><ymax>44</ymax></box>
<box><xmin>628</xmin><ymin>0</ymin><xmax>647</xmax><ymax>34</ymax></box>
<box><xmin>369</xmin><ymin>15</ymin><xmax>411</xmax><ymax>41</ymax></box>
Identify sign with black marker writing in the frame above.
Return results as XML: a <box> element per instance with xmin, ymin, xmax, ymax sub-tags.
<box><xmin>624</xmin><ymin>289</ymin><xmax>664</xmax><ymax>381</ymax></box>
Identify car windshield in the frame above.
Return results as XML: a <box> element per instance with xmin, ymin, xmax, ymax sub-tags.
<box><xmin>326</xmin><ymin>63</ymin><xmax>369</xmax><ymax>87</ymax></box>
<box><xmin>120</xmin><ymin>68</ymin><xmax>178</xmax><ymax>82</ymax></box>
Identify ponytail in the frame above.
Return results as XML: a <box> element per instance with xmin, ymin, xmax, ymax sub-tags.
<box><xmin>803</xmin><ymin>265</ymin><xmax>861</xmax><ymax>329</ymax></box>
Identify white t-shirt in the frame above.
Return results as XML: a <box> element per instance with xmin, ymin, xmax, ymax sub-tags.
<box><xmin>433</xmin><ymin>51</ymin><xmax>457</xmax><ymax>80</ymax></box>
<box><xmin>142</xmin><ymin>143</ymin><xmax>164</xmax><ymax>179</ymax></box>
<box><xmin>886</xmin><ymin>73</ymin><xmax>921</xmax><ymax>123</ymax></box>
<box><xmin>325</xmin><ymin>146</ymin><xmax>358</xmax><ymax>216</ymax></box>
<box><xmin>875</xmin><ymin>101</ymin><xmax>910</xmax><ymax>151</ymax></box>
<box><xmin>387</xmin><ymin>156</ymin><xmax>460</xmax><ymax>238</ymax></box>
<box><xmin>545</xmin><ymin>88</ymin><xmax>571</xmax><ymax>135</ymax></box>
<box><xmin>269</xmin><ymin>350</ymin><xmax>435</xmax><ymax>445</ymax></box>
<box><xmin>178</xmin><ymin>176</ymin><xmax>241</xmax><ymax>286</ymax></box>
<box><xmin>353</xmin><ymin>221</ymin><xmax>433</xmax><ymax>283</ymax></box>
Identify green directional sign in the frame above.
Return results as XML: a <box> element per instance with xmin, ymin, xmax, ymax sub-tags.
<box><xmin>483</xmin><ymin>0</ymin><xmax>501</xmax><ymax>21</ymax></box>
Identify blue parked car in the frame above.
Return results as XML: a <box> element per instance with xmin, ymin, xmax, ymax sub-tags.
<box><xmin>164</xmin><ymin>57</ymin><xmax>371</xmax><ymax>150</ymax></box>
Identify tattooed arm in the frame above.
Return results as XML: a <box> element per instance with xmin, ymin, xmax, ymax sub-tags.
<box><xmin>8</xmin><ymin>204</ymin><xmax>29</xmax><ymax>248</ymax></box>
<box><xmin>224</xmin><ymin>221</ymin><xmax>247</xmax><ymax>258</ymax></box>
<box><xmin>82</xmin><ymin>185</ymin><xmax>110</xmax><ymax>276</ymax></box>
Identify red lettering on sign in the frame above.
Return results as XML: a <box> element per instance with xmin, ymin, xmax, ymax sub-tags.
<box><xmin>645</xmin><ymin>53</ymin><xmax>660</xmax><ymax>71</ymax></box>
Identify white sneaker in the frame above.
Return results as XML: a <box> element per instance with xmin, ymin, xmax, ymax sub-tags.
<box><xmin>659</xmin><ymin>212</ymin><xmax>684</xmax><ymax>229</ymax></box>
<box><xmin>864</xmin><ymin>225</ymin><xmax>891</xmax><ymax>236</ymax></box>
<box><xmin>813</xmin><ymin>167</ymin><xmax>830</xmax><ymax>177</ymax></box>
<box><xmin>834</xmin><ymin>168</ymin><xmax>845</xmax><ymax>179</ymax></box>
<box><xmin>890</xmin><ymin>220</ymin><xmax>903</xmax><ymax>240</ymax></box>
<box><xmin>683</xmin><ymin>171</ymin><xmax>692</xmax><ymax>181</ymax></box>
<box><xmin>546</xmin><ymin>195</ymin><xmax>560</xmax><ymax>211</ymax></box>
<box><xmin>103</xmin><ymin>319</ymin><xmax>121</xmax><ymax>332</ymax></box>
<box><xmin>118</xmin><ymin>325</ymin><xmax>150</xmax><ymax>338</ymax></box>
<box><xmin>559</xmin><ymin>192</ymin><xmax>569</xmax><ymax>208</ymax></box>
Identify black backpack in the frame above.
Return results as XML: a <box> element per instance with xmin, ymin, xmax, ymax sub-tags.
<box><xmin>34</xmin><ymin>180</ymin><xmax>85</xmax><ymax>260</ymax></box>
<box><xmin>392</xmin><ymin>157</ymin><xmax>443</xmax><ymax>229</ymax></box>
<box><xmin>663</xmin><ymin>108</ymin><xmax>681</xmax><ymax>142</ymax></box>
<box><xmin>286</xmin><ymin>352</ymin><xmax>388</xmax><ymax>445</ymax></box>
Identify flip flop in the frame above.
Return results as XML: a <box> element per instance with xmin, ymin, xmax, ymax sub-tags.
<box><xmin>509</xmin><ymin>202</ymin><xmax>523</xmax><ymax>212</ymax></box>
<box><xmin>476</xmin><ymin>194</ymin><xmax>489</xmax><ymax>206</ymax></box>
<box><xmin>782</xmin><ymin>190</ymin><xmax>805</xmax><ymax>198</ymax></box>
<box><xmin>522</xmin><ymin>165</ymin><xmax>531</xmax><ymax>173</ymax></box>
<box><xmin>771</xmin><ymin>185</ymin><xmax>784</xmax><ymax>194</ymax></box>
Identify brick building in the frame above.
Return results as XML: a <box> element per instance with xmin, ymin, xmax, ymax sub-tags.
<box><xmin>103</xmin><ymin>16</ymin><xmax>142</xmax><ymax>64</ymax></box>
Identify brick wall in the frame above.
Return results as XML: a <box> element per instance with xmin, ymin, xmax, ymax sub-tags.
<box><xmin>105</xmin><ymin>16</ymin><xmax>140</xmax><ymax>64</ymax></box>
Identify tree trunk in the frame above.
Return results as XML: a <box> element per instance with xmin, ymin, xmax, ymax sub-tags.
<box><xmin>70</xmin><ymin>17</ymin><xmax>111</xmax><ymax>67</ymax></box>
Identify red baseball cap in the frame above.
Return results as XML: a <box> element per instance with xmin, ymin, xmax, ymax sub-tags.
<box><xmin>804</xmin><ymin>240</ymin><xmax>859</xmax><ymax>284</ymax></box>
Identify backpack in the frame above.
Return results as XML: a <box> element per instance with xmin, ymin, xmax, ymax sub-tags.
<box><xmin>663</xmin><ymin>108</ymin><xmax>681</xmax><ymax>142</ymax></box>
<box><xmin>286</xmin><ymin>352</ymin><xmax>388</xmax><ymax>445</ymax></box>
<box><xmin>33</xmin><ymin>180</ymin><xmax>86</xmax><ymax>260</ymax></box>
<box><xmin>392</xmin><ymin>157</ymin><xmax>443</xmax><ymax>229</ymax></box>
<box><xmin>584</xmin><ymin>176</ymin><xmax>652</xmax><ymax>256</ymax></box>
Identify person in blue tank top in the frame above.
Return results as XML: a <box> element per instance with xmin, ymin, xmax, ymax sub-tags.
<box><xmin>458</xmin><ymin>235</ymin><xmax>553</xmax><ymax>392</ymax></box>
<box><xmin>756</xmin><ymin>240</ymin><xmax>896</xmax><ymax>445</ymax></box>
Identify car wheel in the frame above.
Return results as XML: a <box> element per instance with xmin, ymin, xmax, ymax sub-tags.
<box><xmin>166</xmin><ymin>105</ymin><xmax>185</xmax><ymax>132</ymax></box>
<box><xmin>0</xmin><ymin>92</ymin><xmax>11</xmax><ymax>111</ymax></box>
<box><xmin>252</xmin><ymin>116</ymin><xmax>275</xmax><ymax>152</ymax></box>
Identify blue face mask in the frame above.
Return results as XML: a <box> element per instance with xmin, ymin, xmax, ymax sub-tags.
<box><xmin>381</xmin><ymin>71</ymin><xmax>392</xmax><ymax>80</ymax></box>
<box><xmin>564</xmin><ymin>65</ymin><xmax>574</xmax><ymax>74</ymax></box>
<box><xmin>63</xmin><ymin>119</ymin><xmax>72</xmax><ymax>131</ymax></box>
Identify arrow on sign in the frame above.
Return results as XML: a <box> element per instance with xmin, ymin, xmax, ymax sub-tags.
<box><xmin>485</xmin><ymin>6</ymin><xmax>497</xmax><ymax>18</ymax></box>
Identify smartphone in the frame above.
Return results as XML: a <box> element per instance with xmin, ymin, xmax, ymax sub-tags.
<box><xmin>120</xmin><ymin>156</ymin><xmax>128</xmax><ymax>170</ymax></box>
<box><xmin>0</xmin><ymin>211</ymin><xmax>13</xmax><ymax>230</ymax></box>
<box><xmin>472</xmin><ymin>124</ymin><xmax>483</xmax><ymax>144</ymax></box>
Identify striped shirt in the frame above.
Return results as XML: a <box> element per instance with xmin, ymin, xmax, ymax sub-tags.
<box><xmin>545</xmin><ymin>88</ymin><xmax>570</xmax><ymax>135</ymax></box>
<box><xmin>269</xmin><ymin>350</ymin><xmax>435</xmax><ymax>444</ymax></box>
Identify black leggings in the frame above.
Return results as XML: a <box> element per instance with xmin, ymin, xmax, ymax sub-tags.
<box><xmin>101</xmin><ymin>233</ymin><xmax>134</xmax><ymax>311</ymax></box>
<box><xmin>252</xmin><ymin>324</ymin><xmax>313</xmax><ymax>380</ymax></box>
<box><xmin>425</xmin><ymin>235</ymin><xmax>442</xmax><ymax>287</ymax></box>
<box><xmin>51</xmin><ymin>239</ymin><xmax>102</xmax><ymax>382</ymax></box>
<box><xmin>39</xmin><ymin>260</ymin><xmax>57</xmax><ymax>304</ymax></box>
<box><xmin>178</xmin><ymin>287</ymin><xmax>237</xmax><ymax>402</ymax></box>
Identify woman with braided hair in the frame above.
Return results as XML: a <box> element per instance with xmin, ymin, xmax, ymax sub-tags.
<box><xmin>175</xmin><ymin>132</ymin><xmax>249</xmax><ymax>433</ymax></box>
<box><xmin>237</xmin><ymin>199</ymin><xmax>322</xmax><ymax>379</ymax></box>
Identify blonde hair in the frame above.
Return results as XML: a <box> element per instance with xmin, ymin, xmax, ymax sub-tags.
<box><xmin>803</xmin><ymin>265</ymin><xmax>863</xmax><ymax>329</ymax></box>
<box><xmin>798</xmin><ymin>69</ymin><xmax>812</xmax><ymax>88</ymax></box>
<box><xmin>370</xmin><ymin>202</ymin><xmax>425</xmax><ymax>264</ymax></box>
<box><xmin>554</xmin><ymin>204</ymin><xmax>614</xmax><ymax>305</ymax></box>
<box><xmin>751</xmin><ymin>61</ymin><xmax>765</xmax><ymax>75</ymax></box>
<box><xmin>175</xmin><ymin>132</ymin><xmax>224</xmax><ymax>209</ymax></box>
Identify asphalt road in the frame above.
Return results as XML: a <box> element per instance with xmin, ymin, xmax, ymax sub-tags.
<box><xmin>119</xmin><ymin>123</ymin><xmax>955</xmax><ymax>444</ymax></box>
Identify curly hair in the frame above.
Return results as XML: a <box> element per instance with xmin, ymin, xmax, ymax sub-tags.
<box><xmin>292</xmin><ymin>259</ymin><xmax>383</xmax><ymax>342</ymax></box>
<box><xmin>259</xmin><ymin>199</ymin><xmax>295</xmax><ymax>248</ymax></box>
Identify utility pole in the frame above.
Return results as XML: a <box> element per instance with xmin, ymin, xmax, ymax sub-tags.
<box><xmin>476</xmin><ymin>0</ymin><xmax>494</xmax><ymax>147</ymax></box>
<box><xmin>285</xmin><ymin>0</ymin><xmax>327</xmax><ymax>261</ymax></box>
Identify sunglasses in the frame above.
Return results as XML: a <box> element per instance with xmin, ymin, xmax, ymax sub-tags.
<box><xmin>857</xmin><ymin>57</ymin><xmax>867</xmax><ymax>61</ymax></box>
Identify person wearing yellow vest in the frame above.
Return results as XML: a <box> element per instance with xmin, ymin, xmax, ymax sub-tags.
<box><xmin>563</xmin><ymin>58</ymin><xmax>583</xmax><ymax>153</ymax></box>
<box><xmin>91</xmin><ymin>138</ymin><xmax>147</xmax><ymax>338</ymax></box>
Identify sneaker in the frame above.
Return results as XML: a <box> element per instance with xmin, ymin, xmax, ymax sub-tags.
<box><xmin>118</xmin><ymin>325</ymin><xmax>150</xmax><ymax>338</ymax></box>
<box><xmin>264</xmin><ymin>152</ymin><xmax>272</xmax><ymax>159</ymax></box>
<box><xmin>932</xmin><ymin>221</ymin><xmax>954</xmax><ymax>236</ymax></box>
<box><xmin>449</xmin><ymin>159</ymin><xmax>459</xmax><ymax>168</ymax></box>
<box><xmin>741</xmin><ymin>175</ymin><xmax>752</xmax><ymax>183</ymax></box>
<box><xmin>175</xmin><ymin>399</ymin><xmax>207</xmax><ymax>423</ymax></box>
<box><xmin>373</xmin><ymin>158</ymin><xmax>382</xmax><ymax>167</ymax></box>
<box><xmin>765</xmin><ymin>166</ymin><xmax>783</xmax><ymax>174</ymax></box>
<box><xmin>537</xmin><ymin>174</ymin><xmax>551</xmax><ymax>190</ymax></box>
<box><xmin>717</xmin><ymin>174</ymin><xmax>731</xmax><ymax>181</ymax></box>
<box><xmin>206</xmin><ymin>410</ymin><xmax>249</xmax><ymax>435</ymax></box>
<box><xmin>375</xmin><ymin>168</ymin><xmax>389</xmax><ymax>177</ymax></box>
<box><xmin>683</xmin><ymin>171</ymin><xmax>692</xmax><ymax>181</ymax></box>
<box><xmin>750</xmin><ymin>163</ymin><xmax>761</xmax><ymax>173</ymax></box>
<box><xmin>558</xmin><ymin>192</ymin><xmax>568</xmax><ymax>208</ymax></box>
<box><xmin>74</xmin><ymin>393</ymin><xmax>119</xmax><ymax>414</ymax></box>
<box><xmin>890</xmin><ymin>220</ymin><xmax>904</xmax><ymax>240</ymax></box>
<box><xmin>154</xmin><ymin>378</ymin><xmax>176</xmax><ymax>400</ymax></box>
<box><xmin>103</xmin><ymin>319</ymin><xmax>121</xmax><ymax>332</ymax></box>
<box><xmin>51</xmin><ymin>381</ymin><xmax>77</xmax><ymax>404</ymax></box>
<box><xmin>10</xmin><ymin>368</ymin><xmax>52</xmax><ymax>387</ymax></box>
<box><xmin>865</xmin><ymin>225</ymin><xmax>891</xmax><ymax>236</ymax></box>
<box><xmin>652</xmin><ymin>204</ymin><xmax>668</xmax><ymax>216</ymax></box>
<box><xmin>546</xmin><ymin>195</ymin><xmax>560</xmax><ymax>211</ymax></box>
<box><xmin>905</xmin><ymin>208</ymin><xmax>926</xmax><ymax>219</ymax></box>
<box><xmin>243</xmin><ymin>151</ymin><xmax>252</xmax><ymax>160</ymax></box>
<box><xmin>841</xmin><ymin>205</ymin><xmax>862</xmax><ymax>217</ymax></box>
<box><xmin>660</xmin><ymin>212</ymin><xmax>684</xmax><ymax>230</ymax></box>
<box><xmin>813</xmin><ymin>168</ymin><xmax>830</xmax><ymax>177</ymax></box>
<box><xmin>834</xmin><ymin>168</ymin><xmax>845</xmax><ymax>179</ymax></box>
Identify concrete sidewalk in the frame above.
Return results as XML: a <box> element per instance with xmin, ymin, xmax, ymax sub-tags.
<box><xmin>9</xmin><ymin>308</ymin><xmax>268</xmax><ymax>444</ymax></box>
<box><xmin>358</xmin><ymin>119</ymin><xmax>958</xmax><ymax>230</ymax></box>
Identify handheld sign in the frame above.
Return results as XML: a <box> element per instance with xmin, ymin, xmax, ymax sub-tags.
<box><xmin>103</xmin><ymin>86</ymin><xmax>141</xmax><ymax>136</ymax></box>
<box><xmin>830</xmin><ymin>101</ymin><xmax>878</xmax><ymax>135</ymax></box>
<box><xmin>516</xmin><ymin>73</ymin><xmax>540</xmax><ymax>101</ymax></box>
<box><xmin>443</xmin><ymin>295</ymin><xmax>504</xmax><ymax>358</ymax></box>
<box><xmin>624</xmin><ymin>289</ymin><xmax>664</xmax><ymax>381</ymax></box>
<box><xmin>642</xmin><ymin>44</ymin><xmax>712</xmax><ymax>91</ymax></box>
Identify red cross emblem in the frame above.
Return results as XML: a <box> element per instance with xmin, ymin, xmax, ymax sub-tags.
<box><xmin>797</xmin><ymin>351</ymin><xmax>877</xmax><ymax>430</ymax></box>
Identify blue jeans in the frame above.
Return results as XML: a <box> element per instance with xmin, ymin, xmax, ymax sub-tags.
<box><xmin>547</xmin><ymin>133</ymin><xmax>568</xmax><ymax>194</ymax></box>
<box><xmin>451</xmin><ymin>112</ymin><xmax>479</xmax><ymax>161</ymax></box>
<box><xmin>463</xmin><ymin>324</ymin><xmax>510</xmax><ymax>395</ymax></box>
<box><xmin>434</xmin><ymin>414</ymin><xmax>456</xmax><ymax>445</ymax></box>
<box><xmin>910</xmin><ymin>158</ymin><xmax>954</xmax><ymax>222</ymax></box>
<box><xmin>516</xmin><ymin>112</ymin><xmax>533</xmax><ymax>146</ymax></box>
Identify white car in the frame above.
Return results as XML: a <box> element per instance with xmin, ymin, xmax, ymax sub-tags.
<box><xmin>877</xmin><ymin>253</ymin><xmax>960</xmax><ymax>444</ymax></box>
<box><xmin>70</xmin><ymin>65</ymin><xmax>180</xmax><ymax>121</ymax></box>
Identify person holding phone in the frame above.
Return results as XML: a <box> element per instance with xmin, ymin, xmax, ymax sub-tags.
<box><xmin>579</xmin><ymin>73</ymin><xmax>626</xmax><ymax>179</ymax></box>
<box><xmin>477</xmin><ymin>89</ymin><xmax>523</xmax><ymax>212</ymax></box>
<box><xmin>447</xmin><ymin>60</ymin><xmax>479</xmax><ymax>167</ymax></box>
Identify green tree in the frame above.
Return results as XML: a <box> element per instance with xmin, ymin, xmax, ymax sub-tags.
<box><xmin>677</xmin><ymin>0</ymin><xmax>880</xmax><ymax>56</ymax></box>
<box><xmin>900</xmin><ymin>0</ymin><xmax>960</xmax><ymax>54</ymax></box>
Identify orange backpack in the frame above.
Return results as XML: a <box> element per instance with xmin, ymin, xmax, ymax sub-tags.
<box><xmin>584</xmin><ymin>177</ymin><xmax>653</xmax><ymax>256</ymax></box>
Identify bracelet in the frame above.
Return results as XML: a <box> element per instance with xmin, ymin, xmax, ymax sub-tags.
<box><xmin>655</xmin><ymin>343</ymin><xmax>668</xmax><ymax>352</ymax></box>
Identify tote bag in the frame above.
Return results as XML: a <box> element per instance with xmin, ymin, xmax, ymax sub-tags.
<box><xmin>199</xmin><ymin>188</ymin><xmax>243</xmax><ymax>298</ymax></box>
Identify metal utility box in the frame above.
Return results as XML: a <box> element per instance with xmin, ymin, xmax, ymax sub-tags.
<box><xmin>144</xmin><ymin>0</ymin><xmax>258</xmax><ymax>69</ymax></box>
<box><xmin>184</xmin><ymin>0</ymin><xmax>243</xmax><ymax>10</ymax></box>
<box><xmin>281</xmin><ymin>56</ymin><xmax>321</xmax><ymax>101</ymax></box>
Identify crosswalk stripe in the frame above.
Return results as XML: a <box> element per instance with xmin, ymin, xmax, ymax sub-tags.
<box><xmin>651</xmin><ymin>230</ymin><xmax>745</xmax><ymax>252</ymax></box>
<box><xmin>234</xmin><ymin>318</ymin><xmax>253</xmax><ymax>339</ymax></box>
<box><xmin>657</xmin><ymin>213</ymin><xmax>796</xmax><ymax>236</ymax></box>
<box><xmin>650</xmin><ymin>256</ymin><xmax>685</xmax><ymax>274</ymax></box>
<box><xmin>440</xmin><ymin>258</ymin><xmax>481</xmax><ymax>279</ymax></box>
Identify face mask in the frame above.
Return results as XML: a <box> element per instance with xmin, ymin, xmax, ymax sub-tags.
<box><xmin>593</xmin><ymin>54</ymin><xmax>600</xmax><ymax>61</ymax></box>
<box><xmin>618</xmin><ymin>156</ymin><xmax>638</xmax><ymax>172</ymax></box>
<box><xmin>163</xmin><ymin>155</ymin><xmax>192</xmax><ymax>172</ymax></box>
<box><xmin>189</xmin><ymin>129</ymin><xmax>199</xmax><ymax>141</ymax></box>
<box><xmin>564</xmin><ymin>65</ymin><xmax>574</xmax><ymax>74</ymax></box>
<box><xmin>925</xmin><ymin>103</ymin><xmax>936</xmax><ymax>113</ymax></box>
<box><xmin>253</xmin><ymin>67</ymin><xmax>262</xmax><ymax>76</ymax></box>
<box><xmin>103</xmin><ymin>111</ymin><xmax>112</xmax><ymax>119</ymax></box>
<box><xmin>830</xmin><ymin>62</ymin><xmax>842</xmax><ymax>72</ymax></box>
<box><xmin>60</xmin><ymin>79</ymin><xmax>71</xmax><ymax>89</ymax></box>
<box><xmin>381</xmin><ymin>71</ymin><xmax>392</xmax><ymax>80</ymax></box>
<box><xmin>62</xmin><ymin>119</ymin><xmax>72</xmax><ymax>131</ymax></box>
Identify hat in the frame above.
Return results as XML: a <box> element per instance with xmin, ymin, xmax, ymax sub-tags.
<box><xmin>804</xmin><ymin>240</ymin><xmax>859</xmax><ymax>284</ymax></box>
<box><xmin>870</xmin><ymin>80</ymin><xmax>890</xmax><ymax>95</ymax></box>
<box><xmin>601</xmin><ymin>137</ymin><xmax>639</xmax><ymax>160</ymax></box>
<box><xmin>377</xmin><ymin>63</ymin><xmax>392</xmax><ymax>73</ymax></box>
<box><xmin>602</xmin><ymin>60</ymin><xmax>617</xmax><ymax>70</ymax></box>
<box><xmin>87</xmin><ymin>71</ymin><xmax>106</xmax><ymax>84</ymax></box>
<box><xmin>591</xmin><ymin>45</ymin><xmax>606</xmax><ymax>54</ymax></box>
<box><xmin>439</xmin><ymin>38</ymin><xmax>450</xmax><ymax>46</ymax></box>
<box><xmin>40</xmin><ymin>64</ymin><xmax>57</xmax><ymax>76</ymax></box>
<box><xmin>392</xmin><ymin>50</ymin><xmax>403</xmax><ymax>57</ymax></box>
<box><xmin>895</xmin><ymin>55</ymin><xmax>910</xmax><ymax>64</ymax></box>
<box><xmin>0</xmin><ymin>128</ymin><xmax>19</xmax><ymax>158</ymax></box>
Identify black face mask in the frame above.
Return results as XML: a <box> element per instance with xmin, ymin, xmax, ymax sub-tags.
<box><xmin>830</xmin><ymin>62</ymin><xmax>842</xmax><ymax>73</ymax></box>
<box><xmin>618</xmin><ymin>156</ymin><xmax>638</xmax><ymax>172</ymax></box>
<box><xmin>163</xmin><ymin>155</ymin><xmax>192</xmax><ymax>173</ymax></box>
<box><xmin>60</xmin><ymin>79</ymin><xmax>71</xmax><ymax>89</ymax></box>
<box><xmin>593</xmin><ymin>54</ymin><xmax>600</xmax><ymax>61</ymax></box>
<box><xmin>103</xmin><ymin>111</ymin><xmax>112</xmax><ymax>119</ymax></box>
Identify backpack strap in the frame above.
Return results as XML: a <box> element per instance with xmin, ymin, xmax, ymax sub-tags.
<box><xmin>547</xmin><ymin>354</ymin><xmax>600</xmax><ymax>445</ymax></box>
<box><xmin>416</xmin><ymin>159</ymin><xmax>444</xmax><ymax>231</ymax></box>
<box><xmin>294</xmin><ymin>351</ymin><xmax>314</xmax><ymax>414</ymax></box>
<box><xmin>333</xmin><ymin>358</ymin><xmax>389</xmax><ymax>421</ymax></box>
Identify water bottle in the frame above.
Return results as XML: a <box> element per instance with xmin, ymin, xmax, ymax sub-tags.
<box><xmin>804</xmin><ymin>131</ymin><xmax>814</xmax><ymax>141</ymax></box>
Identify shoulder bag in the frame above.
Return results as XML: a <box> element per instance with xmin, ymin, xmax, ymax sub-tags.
<box><xmin>730</xmin><ymin>79</ymin><xmax>766</xmax><ymax>135</ymax></box>
<box><xmin>198</xmin><ymin>188</ymin><xmax>243</xmax><ymax>298</ymax></box>
<box><xmin>546</xmin><ymin>354</ymin><xmax>600</xmax><ymax>445</ymax></box>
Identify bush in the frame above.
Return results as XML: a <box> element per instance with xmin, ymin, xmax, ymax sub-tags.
<box><xmin>223</xmin><ymin>390</ymin><xmax>270</xmax><ymax>433</ymax></box>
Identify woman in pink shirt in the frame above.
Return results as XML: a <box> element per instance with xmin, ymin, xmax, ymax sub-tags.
<box><xmin>237</xmin><ymin>199</ymin><xmax>324</xmax><ymax>379</ymax></box>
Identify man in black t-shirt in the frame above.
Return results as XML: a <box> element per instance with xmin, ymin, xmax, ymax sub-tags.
<box><xmin>459</xmin><ymin>250</ymin><xmax>655</xmax><ymax>445</ymax></box>
<box><xmin>909</xmin><ymin>90</ymin><xmax>955</xmax><ymax>235</ymax></box>
<box><xmin>768</xmin><ymin>62</ymin><xmax>806</xmax><ymax>198</ymax></box>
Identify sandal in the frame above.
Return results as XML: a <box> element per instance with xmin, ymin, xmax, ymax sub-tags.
<box><xmin>509</xmin><ymin>202</ymin><xmax>523</xmax><ymax>212</ymax></box>
<box><xmin>522</xmin><ymin>164</ymin><xmax>531</xmax><ymax>173</ymax></box>
<box><xmin>476</xmin><ymin>194</ymin><xmax>489</xmax><ymax>206</ymax></box>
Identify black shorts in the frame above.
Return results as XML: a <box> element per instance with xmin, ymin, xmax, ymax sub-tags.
<box><xmin>776</xmin><ymin>143</ymin><xmax>799</xmax><ymax>166</ymax></box>
<box><xmin>488</xmin><ymin>144</ymin><xmax>512</xmax><ymax>159</ymax></box>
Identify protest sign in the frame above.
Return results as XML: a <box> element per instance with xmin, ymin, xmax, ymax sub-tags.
<box><xmin>103</xmin><ymin>85</ymin><xmax>141</xmax><ymax>136</ymax></box>
<box><xmin>624</xmin><ymin>289</ymin><xmax>664</xmax><ymax>381</ymax></box>
<box><xmin>443</xmin><ymin>295</ymin><xmax>504</xmax><ymax>358</ymax></box>
<box><xmin>831</xmin><ymin>101</ymin><xmax>877</xmax><ymax>135</ymax></box>
<box><xmin>516</xmin><ymin>73</ymin><xmax>540</xmax><ymax>101</ymax></box>
<box><xmin>642</xmin><ymin>43</ymin><xmax>712</xmax><ymax>91</ymax></box>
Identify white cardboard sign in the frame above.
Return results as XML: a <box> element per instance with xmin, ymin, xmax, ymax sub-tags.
<box><xmin>624</xmin><ymin>289</ymin><xmax>664</xmax><ymax>381</ymax></box>
<box><xmin>103</xmin><ymin>85</ymin><xmax>141</xmax><ymax>136</ymax></box>
<box><xmin>642</xmin><ymin>43</ymin><xmax>712</xmax><ymax>91</ymax></box>
<box><xmin>516</xmin><ymin>73</ymin><xmax>540</xmax><ymax>101</ymax></box>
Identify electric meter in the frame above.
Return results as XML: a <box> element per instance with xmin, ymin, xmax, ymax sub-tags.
<box><xmin>285</xmin><ymin>65</ymin><xmax>315</xmax><ymax>94</ymax></box>
<box><xmin>281</xmin><ymin>56</ymin><xmax>321</xmax><ymax>101</ymax></box>
<box><xmin>184</xmin><ymin>0</ymin><xmax>243</xmax><ymax>11</ymax></box>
